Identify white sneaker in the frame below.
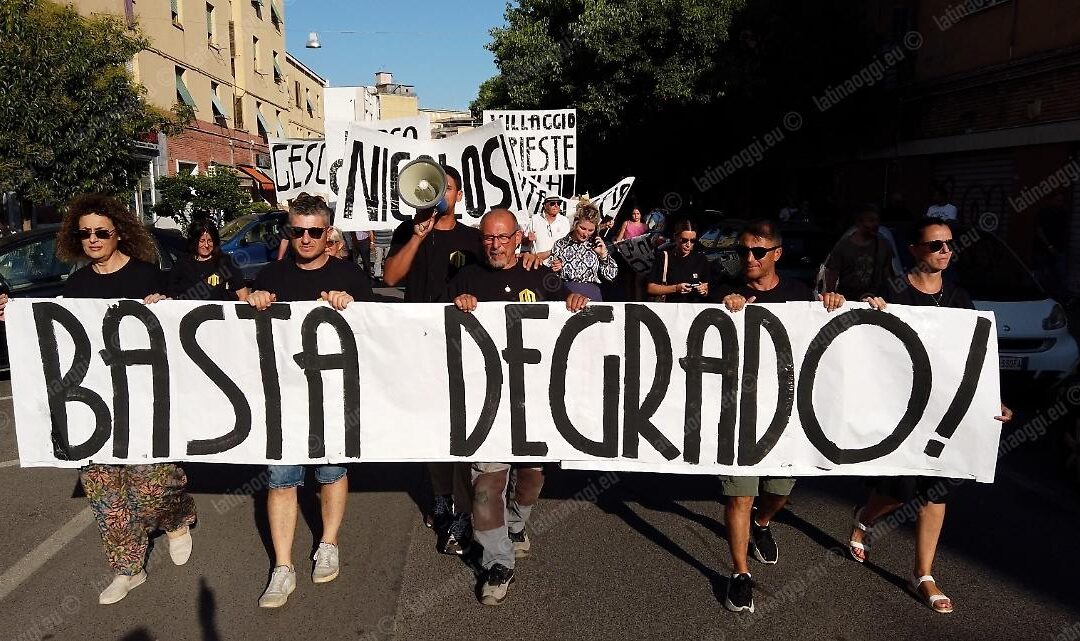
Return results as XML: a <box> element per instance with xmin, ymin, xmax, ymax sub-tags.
<box><xmin>98</xmin><ymin>571</ymin><xmax>147</xmax><ymax>605</ymax></box>
<box><xmin>258</xmin><ymin>566</ymin><xmax>296</xmax><ymax>608</ymax></box>
<box><xmin>312</xmin><ymin>542</ymin><xmax>340</xmax><ymax>584</ymax></box>
<box><xmin>167</xmin><ymin>526</ymin><xmax>193</xmax><ymax>566</ymax></box>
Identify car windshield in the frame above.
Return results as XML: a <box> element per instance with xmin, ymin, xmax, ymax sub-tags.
<box><xmin>952</xmin><ymin>231</ymin><xmax>1045</xmax><ymax>301</ymax></box>
<box><xmin>220</xmin><ymin>215</ymin><xmax>257</xmax><ymax>242</ymax></box>
<box><xmin>0</xmin><ymin>236</ymin><xmax>71</xmax><ymax>291</ymax></box>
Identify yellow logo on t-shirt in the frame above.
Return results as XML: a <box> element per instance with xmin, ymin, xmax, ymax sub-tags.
<box><xmin>206</xmin><ymin>273</ymin><xmax>221</xmax><ymax>287</ymax></box>
<box><xmin>518</xmin><ymin>289</ymin><xmax>537</xmax><ymax>303</ymax></box>
<box><xmin>448</xmin><ymin>251</ymin><xmax>466</xmax><ymax>268</ymax></box>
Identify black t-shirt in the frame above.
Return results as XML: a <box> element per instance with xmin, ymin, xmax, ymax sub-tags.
<box><xmin>447</xmin><ymin>262</ymin><xmax>570</xmax><ymax>303</ymax></box>
<box><xmin>63</xmin><ymin>258</ymin><xmax>164</xmax><ymax>299</ymax></box>
<box><xmin>253</xmin><ymin>256</ymin><xmax>374</xmax><ymax>303</ymax></box>
<box><xmin>825</xmin><ymin>235</ymin><xmax>895</xmax><ymax>300</ymax></box>
<box><xmin>714</xmin><ymin>277</ymin><xmax>815</xmax><ymax>304</ymax></box>
<box><xmin>169</xmin><ymin>254</ymin><xmax>247</xmax><ymax>301</ymax></box>
<box><xmin>648</xmin><ymin>249</ymin><xmax>711</xmax><ymax>303</ymax></box>
<box><xmin>388</xmin><ymin>219</ymin><xmax>482</xmax><ymax>303</ymax></box>
<box><xmin>886</xmin><ymin>277</ymin><xmax>973</xmax><ymax>310</ymax></box>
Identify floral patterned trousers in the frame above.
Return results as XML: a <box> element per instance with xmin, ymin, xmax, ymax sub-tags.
<box><xmin>79</xmin><ymin>463</ymin><xmax>197</xmax><ymax>575</ymax></box>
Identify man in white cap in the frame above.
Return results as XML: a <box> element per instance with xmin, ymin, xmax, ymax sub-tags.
<box><xmin>525</xmin><ymin>195</ymin><xmax>571</xmax><ymax>260</ymax></box>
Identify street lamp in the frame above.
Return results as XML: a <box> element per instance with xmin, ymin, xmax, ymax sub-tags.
<box><xmin>305</xmin><ymin>31</ymin><xmax>321</xmax><ymax>48</ymax></box>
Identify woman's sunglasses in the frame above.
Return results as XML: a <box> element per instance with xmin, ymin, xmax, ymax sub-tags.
<box><xmin>76</xmin><ymin>228</ymin><xmax>116</xmax><ymax>240</ymax></box>
<box><xmin>284</xmin><ymin>225</ymin><xmax>327</xmax><ymax>240</ymax></box>
<box><xmin>915</xmin><ymin>239</ymin><xmax>956</xmax><ymax>253</ymax></box>
<box><xmin>735</xmin><ymin>244</ymin><xmax>780</xmax><ymax>259</ymax></box>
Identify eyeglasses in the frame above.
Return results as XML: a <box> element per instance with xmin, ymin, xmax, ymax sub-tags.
<box><xmin>284</xmin><ymin>225</ymin><xmax>327</xmax><ymax>240</ymax></box>
<box><xmin>481</xmin><ymin>233</ymin><xmax>517</xmax><ymax>244</ymax></box>
<box><xmin>915</xmin><ymin>239</ymin><xmax>955</xmax><ymax>253</ymax></box>
<box><xmin>676</xmin><ymin>236</ymin><xmax>697</xmax><ymax>245</ymax></box>
<box><xmin>544</xmin><ymin>201</ymin><xmax>560</xmax><ymax>208</ymax></box>
<box><xmin>735</xmin><ymin>244</ymin><xmax>781</xmax><ymax>259</ymax></box>
<box><xmin>76</xmin><ymin>228</ymin><xmax>116</xmax><ymax>240</ymax></box>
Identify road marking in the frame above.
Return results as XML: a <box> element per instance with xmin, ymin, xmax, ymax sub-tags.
<box><xmin>0</xmin><ymin>507</ymin><xmax>95</xmax><ymax>601</ymax></box>
<box><xmin>0</xmin><ymin>459</ymin><xmax>19</xmax><ymax>468</ymax></box>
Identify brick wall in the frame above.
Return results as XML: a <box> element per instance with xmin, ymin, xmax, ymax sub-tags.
<box><xmin>166</xmin><ymin>120</ymin><xmax>269</xmax><ymax>175</ymax></box>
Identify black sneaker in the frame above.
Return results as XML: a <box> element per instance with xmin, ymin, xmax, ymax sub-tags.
<box><xmin>441</xmin><ymin>512</ymin><xmax>472</xmax><ymax>555</ymax></box>
<box><xmin>479</xmin><ymin>563</ymin><xmax>515</xmax><ymax>605</ymax></box>
<box><xmin>724</xmin><ymin>573</ymin><xmax>755</xmax><ymax>613</ymax></box>
<box><xmin>749</xmin><ymin>516</ymin><xmax>778</xmax><ymax>564</ymax></box>
<box><xmin>425</xmin><ymin>494</ymin><xmax>453</xmax><ymax>531</ymax></box>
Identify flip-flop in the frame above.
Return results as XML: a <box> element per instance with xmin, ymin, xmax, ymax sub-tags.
<box><xmin>848</xmin><ymin>505</ymin><xmax>871</xmax><ymax>563</ymax></box>
<box><xmin>911</xmin><ymin>575</ymin><xmax>954</xmax><ymax>614</ymax></box>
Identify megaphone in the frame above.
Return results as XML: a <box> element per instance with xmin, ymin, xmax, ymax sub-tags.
<box><xmin>398</xmin><ymin>157</ymin><xmax>448</xmax><ymax>213</ymax></box>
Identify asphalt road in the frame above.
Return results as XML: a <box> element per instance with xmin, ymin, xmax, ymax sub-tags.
<box><xmin>1</xmin><ymin>375</ymin><xmax>1079</xmax><ymax>641</ymax></box>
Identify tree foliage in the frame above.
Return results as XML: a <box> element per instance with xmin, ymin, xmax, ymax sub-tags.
<box><xmin>0</xmin><ymin>0</ymin><xmax>190</xmax><ymax>205</ymax></box>
<box><xmin>153</xmin><ymin>170</ymin><xmax>251</xmax><ymax>231</ymax></box>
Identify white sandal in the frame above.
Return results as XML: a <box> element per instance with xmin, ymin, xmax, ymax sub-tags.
<box><xmin>911</xmin><ymin>575</ymin><xmax>953</xmax><ymax>614</ymax></box>
<box><xmin>848</xmin><ymin>505</ymin><xmax>871</xmax><ymax>563</ymax></box>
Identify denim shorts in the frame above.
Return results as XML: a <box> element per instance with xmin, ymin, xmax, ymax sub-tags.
<box><xmin>268</xmin><ymin>464</ymin><xmax>347</xmax><ymax>489</ymax></box>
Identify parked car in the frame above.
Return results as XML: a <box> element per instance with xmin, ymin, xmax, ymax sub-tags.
<box><xmin>218</xmin><ymin>210</ymin><xmax>288</xmax><ymax>281</ymax></box>
<box><xmin>0</xmin><ymin>224</ymin><xmax>188</xmax><ymax>373</ymax></box>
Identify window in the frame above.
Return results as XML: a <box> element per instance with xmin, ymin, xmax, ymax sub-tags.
<box><xmin>0</xmin><ymin>236</ymin><xmax>70</xmax><ymax>293</ymax></box>
<box><xmin>252</xmin><ymin>36</ymin><xmax>260</xmax><ymax>73</ymax></box>
<box><xmin>175</xmin><ymin>66</ymin><xmax>197</xmax><ymax>110</ymax></box>
<box><xmin>171</xmin><ymin>0</ymin><xmax>181</xmax><ymax>26</ymax></box>
<box><xmin>177</xmin><ymin>161</ymin><xmax>199</xmax><ymax>175</ymax></box>
<box><xmin>305</xmin><ymin>88</ymin><xmax>314</xmax><ymax>118</ymax></box>
<box><xmin>275</xmin><ymin>110</ymin><xmax>285</xmax><ymax>138</ymax></box>
<box><xmin>210</xmin><ymin>82</ymin><xmax>228</xmax><ymax>125</ymax></box>
<box><xmin>270</xmin><ymin>1</ymin><xmax>282</xmax><ymax>31</ymax></box>
<box><xmin>205</xmin><ymin>3</ymin><xmax>215</xmax><ymax>45</ymax></box>
<box><xmin>294</xmin><ymin>81</ymin><xmax>301</xmax><ymax>108</ymax></box>
<box><xmin>255</xmin><ymin>101</ymin><xmax>269</xmax><ymax>137</ymax></box>
<box><xmin>272</xmin><ymin>51</ymin><xmax>282</xmax><ymax>84</ymax></box>
<box><xmin>252</xmin><ymin>0</ymin><xmax>262</xmax><ymax>19</ymax></box>
<box><xmin>233</xmin><ymin>95</ymin><xmax>245</xmax><ymax>130</ymax></box>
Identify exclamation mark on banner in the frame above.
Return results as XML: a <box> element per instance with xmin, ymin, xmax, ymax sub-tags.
<box><xmin>924</xmin><ymin>317</ymin><xmax>993</xmax><ymax>457</ymax></box>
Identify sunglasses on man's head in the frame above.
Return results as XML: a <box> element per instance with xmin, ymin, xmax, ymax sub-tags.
<box><xmin>915</xmin><ymin>239</ymin><xmax>956</xmax><ymax>253</ymax></box>
<box><xmin>76</xmin><ymin>228</ymin><xmax>116</xmax><ymax>240</ymax></box>
<box><xmin>735</xmin><ymin>244</ymin><xmax>780</xmax><ymax>259</ymax></box>
<box><xmin>283</xmin><ymin>225</ymin><xmax>327</xmax><ymax>240</ymax></box>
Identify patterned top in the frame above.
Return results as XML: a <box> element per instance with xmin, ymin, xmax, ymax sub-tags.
<box><xmin>550</xmin><ymin>235</ymin><xmax>618</xmax><ymax>284</ymax></box>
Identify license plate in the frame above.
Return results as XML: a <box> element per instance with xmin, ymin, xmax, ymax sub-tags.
<box><xmin>999</xmin><ymin>356</ymin><xmax>1025</xmax><ymax>371</ymax></box>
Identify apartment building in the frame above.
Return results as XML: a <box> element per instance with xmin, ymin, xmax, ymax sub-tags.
<box><xmin>77</xmin><ymin>0</ymin><xmax>326</xmax><ymax>218</ymax></box>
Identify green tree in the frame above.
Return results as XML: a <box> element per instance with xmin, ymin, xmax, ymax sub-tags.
<box><xmin>153</xmin><ymin>170</ymin><xmax>251</xmax><ymax>231</ymax></box>
<box><xmin>0</xmin><ymin>0</ymin><xmax>190</xmax><ymax>206</ymax></box>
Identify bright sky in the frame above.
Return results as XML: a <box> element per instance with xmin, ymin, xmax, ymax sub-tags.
<box><xmin>284</xmin><ymin>1</ymin><xmax>506</xmax><ymax>110</ymax></box>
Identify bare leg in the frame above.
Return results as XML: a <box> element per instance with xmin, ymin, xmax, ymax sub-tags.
<box><xmin>753</xmin><ymin>493</ymin><xmax>788</xmax><ymax>526</ymax></box>
<box><xmin>849</xmin><ymin>490</ymin><xmax>903</xmax><ymax>560</ymax></box>
<box><xmin>914</xmin><ymin>502</ymin><xmax>950</xmax><ymax>607</ymax></box>
<box><xmin>268</xmin><ymin>487</ymin><xmax>298</xmax><ymax>568</ymax></box>
<box><xmin>318</xmin><ymin>476</ymin><xmax>348</xmax><ymax>546</ymax></box>
<box><xmin>725</xmin><ymin>496</ymin><xmax>754</xmax><ymax>574</ymax></box>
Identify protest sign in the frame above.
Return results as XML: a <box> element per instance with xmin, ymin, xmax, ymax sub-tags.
<box><xmin>518</xmin><ymin>175</ymin><xmax>636</xmax><ymax>224</ymax></box>
<box><xmin>613</xmin><ymin>235</ymin><xmax>658</xmax><ymax>274</ymax></box>
<box><xmin>9</xmin><ymin>299</ymin><xmax>1001</xmax><ymax>483</ymax></box>
<box><xmin>270</xmin><ymin>116</ymin><xmax>432</xmax><ymax>203</ymax></box>
<box><xmin>333</xmin><ymin>122</ymin><xmax>523</xmax><ymax>231</ymax></box>
<box><xmin>484</xmin><ymin>109</ymin><xmax>577</xmax><ymax>196</ymax></box>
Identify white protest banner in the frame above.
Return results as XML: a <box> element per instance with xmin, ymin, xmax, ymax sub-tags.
<box><xmin>9</xmin><ymin>299</ymin><xmax>1001</xmax><ymax>483</ymax></box>
<box><xmin>325</xmin><ymin>116</ymin><xmax>431</xmax><ymax>201</ymax></box>
<box><xmin>334</xmin><ymin>122</ymin><xmax>523</xmax><ymax>231</ymax></box>
<box><xmin>484</xmin><ymin>109</ymin><xmax>576</xmax><ymax>195</ymax></box>
<box><xmin>269</xmin><ymin>138</ymin><xmax>331</xmax><ymax>201</ymax></box>
<box><xmin>518</xmin><ymin>175</ymin><xmax>636</xmax><ymax>224</ymax></box>
<box><xmin>270</xmin><ymin>116</ymin><xmax>433</xmax><ymax>203</ymax></box>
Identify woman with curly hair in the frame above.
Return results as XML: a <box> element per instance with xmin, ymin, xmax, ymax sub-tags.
<box><xmin>548</xmin><ymin>196</ymin><xmax>618</xmax><ymax>301</ymax></box>
<box><xmin>168</xmin><ymin>219</ymin><xmax>249</xmax><ymax>301</ymax></box>
<box><xmin>57</xmin><ymin>194</ymin><xmax>198</xmax><ymax>605</ymax></box>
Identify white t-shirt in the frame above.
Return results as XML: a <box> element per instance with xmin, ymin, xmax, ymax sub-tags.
<box><xmin>527</xmin><ymin>212</ymin><xmax>571</xmax><ymax>254</ymax></box>
<box><xmin>926</xmin><ymin>203</ymin><xmax>958</xmax><ymax>221</ymax></box>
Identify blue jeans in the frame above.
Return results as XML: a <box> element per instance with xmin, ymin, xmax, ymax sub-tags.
<box><xmin>267</xmin><ymin>465</ymin><xmax>347</xmax><ymax>489</ymax></box>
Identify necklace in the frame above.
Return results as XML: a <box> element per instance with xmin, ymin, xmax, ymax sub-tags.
<box><xmin>929</xmin><ymin>291</ymin><xmax>944</xmax><ymax>307</ymax></box>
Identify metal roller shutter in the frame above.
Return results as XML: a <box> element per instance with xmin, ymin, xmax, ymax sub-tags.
<box><xmin>932</xmin><ymin>151</ymin><xmax>1016</xmax><ymax>236</ymax></box>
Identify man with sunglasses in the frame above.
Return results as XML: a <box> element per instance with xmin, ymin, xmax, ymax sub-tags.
<box><xmin>247</xmin><ymin>193</ymin><xmax>373</xmax><ymax>609</ymax></box>
<box><xmin>713</xmin><ymin>219</ymin><xmax>846</xmax><ymax>614</ymax></box>
<box><xmin>447</xmin><ymin>209</ymin><xmax>588</xmax><ymax>606</ymax></box>
<box><xmin>525</xmin><ymin>195</ymin><xmax>571</xmax><ymax>260</ymax></box>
